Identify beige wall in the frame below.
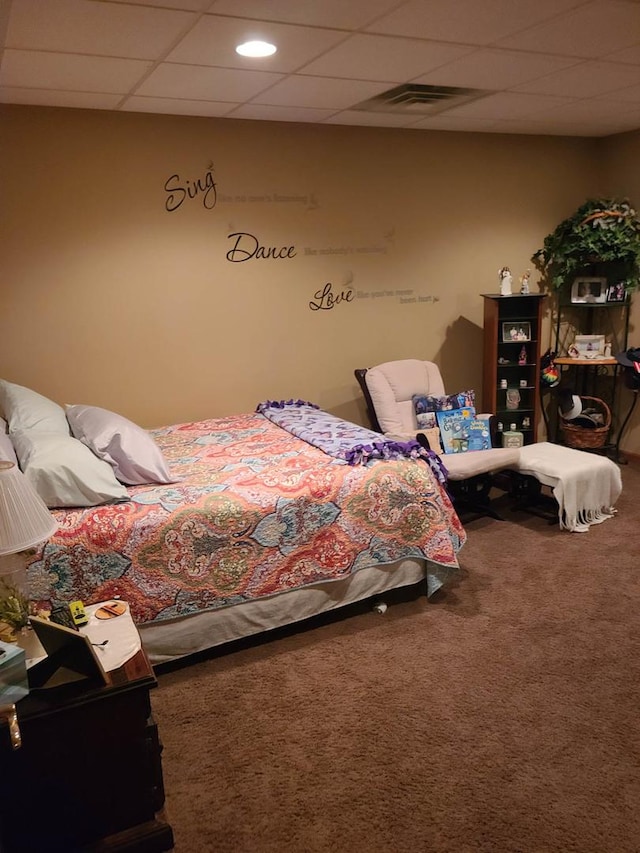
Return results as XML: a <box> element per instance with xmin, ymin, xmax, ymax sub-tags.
<box><xmin>2</xmin><ymin>104</ymin><xmax>615</xmax><ymax>446</ymax></box>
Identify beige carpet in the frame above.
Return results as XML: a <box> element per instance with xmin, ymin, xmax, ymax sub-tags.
<box><xmin>152</xmin><ymin>460</ymin><xmax>640</xmax><ymax>853</ymax></box>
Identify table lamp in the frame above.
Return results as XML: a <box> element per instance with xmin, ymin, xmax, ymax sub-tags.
<box><xmin>0</xmin><ymin>461</ymin><xmax>57</xmax><ymax>750</ymax></box>
<box><xmin>0</xmin><ymin>460</ymin><xmax>58</xmax><ymax>614</ymax></box>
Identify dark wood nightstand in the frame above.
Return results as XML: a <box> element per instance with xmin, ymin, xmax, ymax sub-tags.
<box><xmin>0</xmin><ymin>645</ymin><xmax>174</xmax><ymax>852</ymax></box>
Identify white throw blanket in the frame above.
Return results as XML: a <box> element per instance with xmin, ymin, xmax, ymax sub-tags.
<box><xmin>517</xmin><ymin>442</ymin><xmax>622</xmax><ymax>533</ymax></box>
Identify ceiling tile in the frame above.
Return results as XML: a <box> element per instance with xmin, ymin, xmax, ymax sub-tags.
<box><xmin>2</xmin><ymin>0</ymin><xmax>640</xmax><ymax>136</ymax></box>
<box><xmin>0</xmin><ymin>50</ymin><xmax>152</xmax><ymax>93</ymax></box>
<box><xmin>496</xmin><ymin>0</ymin><xmax>640</xmax><ymax>58</ymax></box>
<box><xmin>121</xmin><ymin>96</ymin><xmax>238</xmax><ymax>116</ymax></box>
<box><xmin>249</xmin><ymin>75</ymin><xmax>392</xmax><ymax>109</ymax></box>
<box><xmin>498</xmin><ymin>97</ymin><xmax>640</xmax><ymax>137</ymax></box>
<box><xmin>107</xmin><ymin>0</ymin><xmax>213</xmax><ymax>9</ymax></box>
<box><xmin>167</xmin><ymin>15</ymin><xmax>347</xmax><ymax>72</ymax></box>
<box><xmin>603</xmin><ymin>44</ymin><xmax>640</xmax><ymax>64</ymax></box>
<box><xmin>410</xmin><ymin>114</ymin><xmax>502</xmax><ymax>132</ymax></box>
<box><xmin>489</xmin><ymin>119</ymin><xmax>602</xmax><ymax>136</ymax></box>
<box><xmin>0</xmin><ymin>86</ymin><xmax>123</xmax><ymax>109</ymax></box>
<box><xmin>229</xmin><ymin>103</ymin><xmax>338</xmax><ymax>122</ymax></box>
<box><xmin>513</xmin><ymin>60</ymin><xmax>640</xmax><ymax>97</ymax></box>
<box><xmin>6</xmin><ymin>0</ymin><xmax>196</xmax><ymax>59</ymax></box>
<box><xmin>491</xmin><ymin>114</ymin><xmax>640</xmax><ymax>136</ymax></box>
<box><xmin>415</xmin><ymin>48</ymin><xmax>580</xmax><ymax>90</ymax></box>
<box><xmin>534</xmin><ymin>95</ymin><xmax>640</xmax><ymax>119</ymax></box>
<box><xmin>441</xmin><ymin>91</ymin><xmax>575</xmax><ymax>119</ymax></box>
<box><xmin>138</xmin><ymin>63</ymin><xmax>283</xmax><ymax>101</ymax></box>
<box><xmin>365</xmin><ymin>0</ymin><xmax>588</xmax><ymax>45</ymax></box>
<box><xmin>206</xmin><ymin>0</ymin><xmax>403</xmax><ymax>30</ymax></box>
<box><xmin>298</xmin><ymin>34</ymin><xmax>472</xmax><ymax>81</ymax></box>
<box><xmin>324</xmin><ymin>109</ymin><xmax>423</xmax><ymax>127</ymax></box>
<box><xmin>601</xmin><ymin>82</ymin><xmax>640</xmax><ymax>102</ymax></box>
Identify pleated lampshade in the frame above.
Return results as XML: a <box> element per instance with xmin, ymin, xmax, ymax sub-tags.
<box><xmin>0</xmin><ymin>461</ymin><xmax>58</xmax><ymax>561</ymax></box>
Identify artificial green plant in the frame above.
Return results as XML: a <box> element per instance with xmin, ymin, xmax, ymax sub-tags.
<box><xmin>532</xmin><ymin>198</ymin><xmax>640</xmax><ymax>292</ymax></box>
<box><xmin>0</xmin><ymin>579</ymin><xmax>30</xmax><ymax>633</ymax></box>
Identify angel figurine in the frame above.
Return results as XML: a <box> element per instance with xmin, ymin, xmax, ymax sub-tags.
<box><xmin>499</xmin><ymin>266</ymin><xmax>512</xmax><ymax>296</ymax></box>
<box><xmin>520</xmin><ymin>269</ymin><xmax>531</xmax><ymax>294</ymax></box>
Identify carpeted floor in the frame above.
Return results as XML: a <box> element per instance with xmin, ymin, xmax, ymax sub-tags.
<box><xmin>152</xmin><ymin>460</ymin><xmax>640</xmax><ymax>853</ymax></box>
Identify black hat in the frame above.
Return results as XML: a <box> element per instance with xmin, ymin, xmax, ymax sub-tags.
<box><xmin>615</xmin><ymin>347</ymin><xmax>640</xmax><ymax>369</ymax></box>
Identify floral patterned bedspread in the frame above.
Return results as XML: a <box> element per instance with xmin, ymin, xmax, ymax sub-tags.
<box><xmin>26</xmin><ymin>412</ymin><xmax>466</xmax><ymax>627</ymax></box>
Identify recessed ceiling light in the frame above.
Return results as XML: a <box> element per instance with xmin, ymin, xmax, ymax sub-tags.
<box><xmin>236</xmin><ymin>40</ymin><xmax>277</xmax><ymax>58</ymax></box>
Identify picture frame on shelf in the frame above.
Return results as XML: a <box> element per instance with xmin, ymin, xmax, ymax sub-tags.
<box><xmin>606</xmin><ymin>281</ymin><xmax>627</xmax><ymax>303</ymax></box>
<box><xmin>572</xmin><ymin>334</ymin><xmax>606</xmax><ymax>358</ymax></box>
<box><xmin>570</xmin><ymin>277</ymin><xmax>607</xmax><ymax>304</ymax></box>
<box><xmin>501</xmin><ymin>321</ymin><xmax>531</xmax><ymax>343</ymax></box>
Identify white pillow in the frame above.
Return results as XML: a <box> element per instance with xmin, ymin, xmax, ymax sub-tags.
<box><xmin>0</xmin><ymin>418</ymin><xmax>18</xmax><ymax>465</ymax></box>
<box><xmin>0</xmin><ymin>380</ymin><xmax>68</xmax><ymax>434</ymax></box>
<box><xmin>66</xmin><ymin>404</ymin><xmax>176</xmax><ymax>485</ymax></box>
<box><xmin>12</xmin><ymin>431</ymin><xmax>130</xmax><ymax>508</ymax></box>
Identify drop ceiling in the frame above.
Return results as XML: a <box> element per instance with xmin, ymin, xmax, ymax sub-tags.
<box><xmin>3</xmin><ymin>0</ymin><xmax>640</xmax><ymax>137</ymax></box>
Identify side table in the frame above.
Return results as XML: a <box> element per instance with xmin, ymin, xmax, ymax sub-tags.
<box><xmin>0</xmin><ymin>613</ymin><xmax>174</xmax><ymax>852</ymax></box>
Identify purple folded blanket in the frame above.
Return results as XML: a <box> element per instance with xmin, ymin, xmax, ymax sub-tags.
<box><xmin>256</xmin><ymin>400</ymin><xmax>448</xmax><ymax>485</ymax></box>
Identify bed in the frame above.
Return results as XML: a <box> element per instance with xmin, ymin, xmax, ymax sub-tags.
<box><xmin>8</xmin><ymin>393</ymin><xmax>466</xmax><ymax>664</ymax></box>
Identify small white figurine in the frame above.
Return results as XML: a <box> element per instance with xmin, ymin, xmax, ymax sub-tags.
<box><xmin>499</xmin><ymin>266</ymin><xmax>512</xmax><ymax>297</ymax></box>
<box><xmin>604</xmin><ymin>340</ymin><xmax>612</xmax><ymax>358</ymax></box>
<box><xmin>520</xmin><ymin>269</ymin><xmax>531</xmax><ymax>294</ymax></box>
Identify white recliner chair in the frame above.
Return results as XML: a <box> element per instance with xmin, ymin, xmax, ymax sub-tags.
<box><xmin>356</xmin><ymin>359</ymin><xmax>622</xmax><ymax>530</ymax></box>
<box><xmin>355</xmin><ymin>359</ymin><xmax>521</xmax><ymax>519</ymax></box>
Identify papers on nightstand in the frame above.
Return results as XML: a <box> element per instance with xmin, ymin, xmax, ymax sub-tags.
<box><xmin>24</xmin><ymin>601</ymin><xmax>141</xmax><ymax>673</ymax></box>
<box><xmin>80</xmin><ymin>602</ymin><xmax>141</xmax><ymax>672</ymax></box>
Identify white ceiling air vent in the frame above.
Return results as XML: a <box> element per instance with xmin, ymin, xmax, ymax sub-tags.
<box><xmin>353</xmin><ymin>83</ymin><xmax>491</xmax><ymax>117</ymax></box>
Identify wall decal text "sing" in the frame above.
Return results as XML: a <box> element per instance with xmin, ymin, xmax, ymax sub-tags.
<box><xmin>226</xmin><ymin>232</ymin><xmax>297</xmax><ymax>261</ymax></box>
<box><xmin>165</xmin><ymin>165</ymin><xmax>217</xmax><ymax>212</ymax></box>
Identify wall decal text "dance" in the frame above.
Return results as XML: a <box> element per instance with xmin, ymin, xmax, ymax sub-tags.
<box><xmin>165</xmin><ymin>164</ymin><xmax>217</xmax><ymax>212</ymax></box>
<box><xmin>226</xmin><ymin>232</ymin><xmax>297</xmax><ymax>262</ymax></box>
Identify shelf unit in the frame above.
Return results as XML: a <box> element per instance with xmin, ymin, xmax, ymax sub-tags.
<box><xmin>553</xmin><ymin>298</ymin><xmax>630</xmax><ymax>362</ymax></box>
<box><xmin>548</xmin><ymin>292</ymin><xmax>631</xmax><ymax>456</ymax></box>
<box><xmin>482</xmin><ymin>293</ymin><xmax>547</xmax><ymax>445</ymax></box>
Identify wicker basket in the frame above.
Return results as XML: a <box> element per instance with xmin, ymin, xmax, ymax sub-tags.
<box><xmin>559</xmin><ymin>395</ymin><xmax>611</xmax><ymax>449</ymax></box>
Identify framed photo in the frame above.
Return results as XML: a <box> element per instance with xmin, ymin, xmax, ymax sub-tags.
<box><xmin>571</xmin><ymin>277</ymin><xmax>607</xmax><ymax>304</ymax></box>
<box><xmin>572</xmin><ymin>334</ymin><xmax>606</xmax><ymax>358</ymax></box>
<box><xmin>501</xmin><ymin>321</ymin><xmax>531</xmax><ymax>343</ymax></box>
<box><xmin>28</xmin><ymin>615</ymin><xmax>108</xmax><ymax>689</ymax></box>
<box><xmin>606</xmin><ymin>281</ymin><xmax>627</xmax><ymax>303</ymax></box>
